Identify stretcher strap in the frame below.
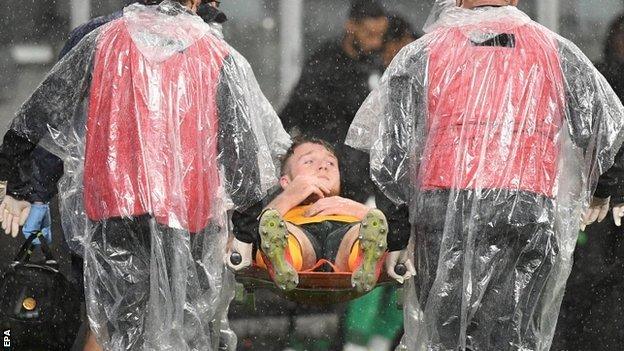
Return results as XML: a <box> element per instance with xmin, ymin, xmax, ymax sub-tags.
<box><xmin>302</xmin><ymin>259</ymin><xmax>339</xmax><ymax>273</ymax></box>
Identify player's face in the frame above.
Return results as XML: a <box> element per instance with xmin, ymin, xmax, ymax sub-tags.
<box><xmin>286</xmin><ymin>143</ymin><xmax>341</xmax><ymax>196</ymax></box>
<box><xmin>348</xmin><ymin>17</ymin><xmax>389</xmax><ymax>55</ymax></box>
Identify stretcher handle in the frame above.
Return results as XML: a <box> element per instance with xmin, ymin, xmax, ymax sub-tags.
<box><xmin>231</xmin><ymin>251</ymin><xmax>408</xmax><ymax>276</ymax></box>
<box><xmin>394</xmin><ymin>263</ymin><xmax>407</xmax><ymax>276</ymax></box>
<box><xmin>230</xmin><ymin>251</ymin><xmax>243</xmax><ymax>266</ymax></box>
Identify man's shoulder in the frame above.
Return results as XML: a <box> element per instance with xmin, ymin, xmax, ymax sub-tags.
<box><xmin>306</xmin><ymin>40</ymin><xmax>344</xmax><ymax>64</ymax></box>
<box><xmin>70</xmin><ymin>11</ymin><xmax>123</xmax><ymax>39</ymax></box>
<box><xmin>60</xmin><ymin>11</ymin><xmax>124</xmax><ymax>59</ymax></box>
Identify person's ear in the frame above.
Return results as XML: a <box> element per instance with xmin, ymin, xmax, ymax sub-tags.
<box><xmin>345</xmin><ymin>19</ymin><xmax>357</xmax><ymax>34</ymax></box>
<box><xmin>279</xmin><ymin>175</ymin><xmax>291</xmax><ymax>189</ymax></box>
<box><xmin>190</xmin><ymin>0</ymin><xmax>202</xmax><ymax>12</ymax></box>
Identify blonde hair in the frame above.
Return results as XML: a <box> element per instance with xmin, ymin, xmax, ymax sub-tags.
<box><xmin>280</xmin><ymin>136</ymin><xmax>338</xmax><ymax>176</ymax></box>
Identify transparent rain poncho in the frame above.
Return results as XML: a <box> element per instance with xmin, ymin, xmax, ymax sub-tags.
<box><xmin>347</xmin><ymin>5</ymin><xmax>624</xmax><ymax>351</ymax></box>
<box><xmin>6</xmin><ymin>1</ymin><xmax>290</xmax><ymax>350</ymax></box>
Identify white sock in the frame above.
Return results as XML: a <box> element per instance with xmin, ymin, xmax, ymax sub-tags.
<box><xmin>343</xmin><ymin>342</ymin><xmax>369</xmax><ymax>351</ymax></box>
<box><xmin>368</xmin><ymin>336</ymin><xmax>392</xmax><ymax>351</ymax></box>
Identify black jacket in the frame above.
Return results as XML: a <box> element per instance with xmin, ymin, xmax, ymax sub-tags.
<box><xmin>280</xmin><ymin>40</ymin><xmax>383</xmax><ymax>145</ymax></box>
<box><xmin>554</xmin><ymin>60</ymin><xmax>624</xmax><ymax>351</ymax></box>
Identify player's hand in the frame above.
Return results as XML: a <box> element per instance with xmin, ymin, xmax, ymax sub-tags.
<box><xmin>226</xmin><ymin>238</ymin><xmax>253</xmax><ymax>271</ymax></box>
<box><xmin>0</xmin><ymin>195</ymin><xmax>31</xmax><ymax>237</ymax></box>
<box><xmin>385</xmin><ymin>249</ymin><xmax>416</xmax><ymax>284</ymax></box>
<box><xmin>283</xmin><ymin>175</ymin><xmax>332</xmax><ymax>203</ymax></box>
<box><xmin>613</xmin><ymin>203</ymin><xmax>624</xmax><ymax>227</ymax></box>
<box><xmin>580</xmin><ymin>196</ymin><xmax>610</xmax><ymax>231</ymax></box>
<box><xmin>269</xmin><ymin>175</ymin><xmax>333</xmax><ymax>215</ymax></box>
<box><xmin>304</xmin><ymin>196</ymin><xmax>370</xmax><ymax>219</ymax></box>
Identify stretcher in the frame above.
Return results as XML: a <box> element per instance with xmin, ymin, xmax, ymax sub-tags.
<box><xmin>230</xmin><ymin>252</ymin><xmax>406</xmax><ymax>307</ymax></box>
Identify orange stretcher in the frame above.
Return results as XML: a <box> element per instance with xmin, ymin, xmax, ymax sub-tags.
<box><xmin>230</xmin><ymin>253</ymin><xmax>406</xmax><ymax>306</ymax></box>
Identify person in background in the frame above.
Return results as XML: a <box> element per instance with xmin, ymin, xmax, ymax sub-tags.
<box><xmin>381</xmin><ymin>14</ymin><xmax>419</xmax><ymax>68</ymax></box>
<box><xmin>596</xmin><ymin>14</ymin><xmax>624</xmax><ymax>98</ymax></box>
<box><xmin>553</xmin><ymin>14</ymin><xmax>624</xmax><ymax>351</ymax></box>
<box><xmin>232</xmin><ymin>5</ymin><xmax>388</xmax><ymax>348</ymax></box>
<box><xmin>342</xmin><ymin>14</ymin><xmax>418</xmax><ymax>351</ymax></box>
<box><xmin>280</xmin><ymin>0</ymin><xmax>388</xmax><ymax>204</ymax></box>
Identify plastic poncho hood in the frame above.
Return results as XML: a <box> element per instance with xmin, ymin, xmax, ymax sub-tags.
<box><xmin>125</xmin><ymin>2</ymin><xmax>211</xmax><ymax>62</ymax></box>
<box><xmin>347</xmin><ymin>6</ymin><xmax>624</xmax><ymax>351</ymax></box>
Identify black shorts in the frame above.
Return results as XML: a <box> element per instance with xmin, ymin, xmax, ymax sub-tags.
<box><xmin>297</xmin><ymin>220</ymin><xmax>358</xmax><ymax>262</ymax></box>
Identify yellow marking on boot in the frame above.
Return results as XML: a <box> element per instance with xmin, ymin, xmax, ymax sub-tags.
<box><xmin>255</xmin><ymin>250</ymin><xmax>267</xmax><ymax>269</ymax></box>
<box><xmin>255</xmin><ymin>235</ymin><xmax>302</xmax><ymax>271</ymax></box>
<box><xmin>288</xmin><ymin>235</ymin><xmax>303</xmax><ymax>271</ymax></box>
<box><xmin>348</xmin><ymin>241</ymin><xmax>361</xmax><ymax>272</ymax></box>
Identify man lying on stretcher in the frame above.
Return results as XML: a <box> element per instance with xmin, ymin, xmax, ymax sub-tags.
<box><xmin>228</xmin><ymin>136</ymin><xmax>415</xmax><ymax>292</ymax></box>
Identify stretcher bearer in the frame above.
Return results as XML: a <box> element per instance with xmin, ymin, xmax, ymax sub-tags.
<box><xmin>347</xmin><ymin>0</ymin><xmax>624</xmax><ymax>349</ymax></box>
<box><xmin>1</xmin><ymin>3</ymin><xmax>229</xmax><ymax>350</ymax></box>
<box><xmin>0</xmin><ymin>0</ymin><xmax>289</xmax><ymax>349</ymax></box>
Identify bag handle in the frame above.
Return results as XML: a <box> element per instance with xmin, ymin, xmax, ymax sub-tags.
<box><xmin>14</xmin><ymin>232</ymin><xmax>55</xmax><ymax>263</ymax></box>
